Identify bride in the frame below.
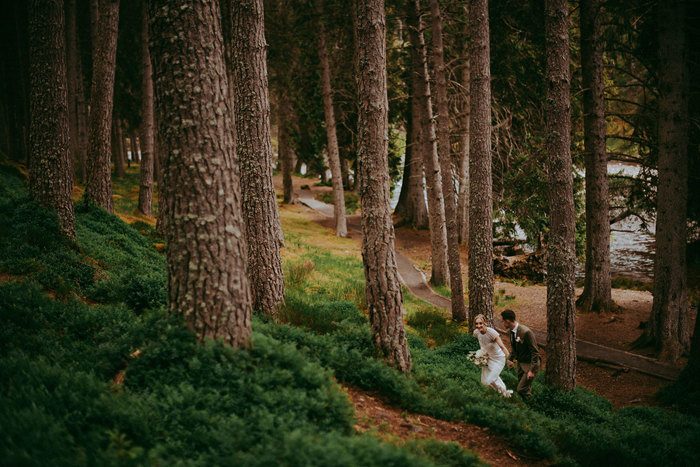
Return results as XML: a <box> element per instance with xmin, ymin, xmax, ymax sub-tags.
<box><xmin>473</xmin><ymin>314</ymin><xmax>512</xmax><ymax>397</ymax></box>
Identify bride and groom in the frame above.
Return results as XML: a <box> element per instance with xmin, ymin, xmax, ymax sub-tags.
<box><xmin>472</xmin><ymin>309</ymin><xmax>541</xmax><ymax>399</ymax></box>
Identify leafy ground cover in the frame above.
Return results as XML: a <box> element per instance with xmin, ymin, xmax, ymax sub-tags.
<box><xmin>2</xmin><ymin>165</ymin><xmax>699</xmax><ymax>466</ymax></box>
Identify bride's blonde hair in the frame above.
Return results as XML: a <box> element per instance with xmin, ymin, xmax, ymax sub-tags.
<box><xmin>473</xmin><ymin>314</ymin><xmax>487</xmax><ymax>325</ymax></box>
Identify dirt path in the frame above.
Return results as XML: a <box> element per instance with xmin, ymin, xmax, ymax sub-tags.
<box><xmin>344</xmin><ymin>386</ymin><xmax>551</xmax><ymax>466</ymax></box>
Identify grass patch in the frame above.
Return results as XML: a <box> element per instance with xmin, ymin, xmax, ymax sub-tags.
<box><xmin>315</xmin><ymin>190</ymin><xmax>361</xmax><ymax>214</ymax></box>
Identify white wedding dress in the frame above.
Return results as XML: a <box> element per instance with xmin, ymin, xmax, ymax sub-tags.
<box><xmin>473</xmin><ymin>327</ymin><xmax>511</xmax><ymax>397</ymax></box>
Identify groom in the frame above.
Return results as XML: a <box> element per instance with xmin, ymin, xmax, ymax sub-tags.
<box><xmin>501</xmin><ymin>309</ymin><xmax>541</xmax><ymax>399</ymax></box>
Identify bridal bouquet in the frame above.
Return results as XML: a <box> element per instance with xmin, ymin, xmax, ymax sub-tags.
<box><xmin>467</xmin><ymin>349</ymin><xmax>489</xmax><ymax>367</ymax></box>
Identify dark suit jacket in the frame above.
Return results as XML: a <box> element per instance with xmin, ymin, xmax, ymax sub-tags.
<box><xmin>510</xmin><ymin>324</ymin><xmax>541</xmax><ymax>372</ymax></box>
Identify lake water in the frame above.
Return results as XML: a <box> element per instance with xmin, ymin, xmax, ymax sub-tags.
<box><xmin>389</xmin><ymin>161</ymin><xmax>655</xmax><ymax>281</ymax></box>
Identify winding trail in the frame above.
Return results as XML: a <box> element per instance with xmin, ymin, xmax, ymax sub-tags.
<box><xmin>296</xmin><ymin>189</ymin><xmax>680</xmax><ymax>381</ymax></box>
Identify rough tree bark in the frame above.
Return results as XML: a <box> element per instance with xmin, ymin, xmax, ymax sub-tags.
<box><xmin>316</xmin><ymin>0</ymin><xmax>348</xmax><ymax>237</ymax></box>
<box><xmin>227</xmin><ymin>0</ymin><xmax>285</xmax><ymax>316</ymax></box>
<box><xmin>149</xmin><ymin>0</ymin><xmax>252</xmax><ymax>347</ymax></box>
<box><xmin>407</xmin><ymin>0</ymin><xmax>449</xmax><ymax>286</ymax></box>
<box><xmin>430</xmin><ymin>0</ymin><xmax>466</xmax><ymax>322</ymax></box>
<box><xmin>65</xmin><ymin>0</ymin><xmax>87</xmax><ymax>183</ymax></box>
<box><xmin>84</xmin><ymin>0</ymin><xmax>119</xmax><ymax>212</ymax></box>
<box><xmin>394</xmin><ymin>68</ymin><xmax>429</xmax><ymax>229</ymax></box>
<box><xmin>28</xmin><ymin>0</ymin><xmax>76</xmax><ymax>239</ymax></box>
<box><xmin>112</xmin><ymin>109</ymin><xmax>126</xmax><ymax>178</ymax></box>
<box><xmin>138</xmin><ymin>0</ymin><xmax>154</xmax><ymax>217</ymax></box>
<box><xmin>355</xmin><ymin>0</ymin><xmax>411</xmax><ymax>373</ymax></box>
<box><xmin>646</xmin><ymin>0</ymin><xmax>690</xmax><ymax>363</ymax></box>
<box><xmin>578</xmin><ymin>0</ymin><xmax>612</xmax><ymax>313</ymax></box>
<box><xmin>544</xmin><ymin>0</ymin><xmax>576</xmax><ymax>391</ymax></box>
<box><xmin>111</xmin><ymin>111</ymin><xmax>125</xmax><ymax>178</ymax></box>
<box><xmin>456</xmin><ymin>10</ymin><xmax>470</xmax><ymax>244</ymax></box>
<box><xmin>468</xmin><ymin>0</ymin><xmax>493</xmax><ymax>326</ymax></box>
<box><xmin>278</xmin><ymin>94</ymin><xmax>296</xmax><ymax>204</ymax></box>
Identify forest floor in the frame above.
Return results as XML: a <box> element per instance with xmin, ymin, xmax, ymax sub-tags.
<box><xmin>274</xmin><ymin>175</ymin><xmax>697</xmax><ymax>464</ymax></box>
<box><xmin>281</xmin><ymin>177</ymin><xmax>696</xmax><ymax>410</ymax></box>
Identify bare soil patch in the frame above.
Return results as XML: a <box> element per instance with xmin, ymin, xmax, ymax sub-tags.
<box><xmin>344</xmin><ymin>385</ymin><xmax>552</xmax><ymax>466</ymax></box>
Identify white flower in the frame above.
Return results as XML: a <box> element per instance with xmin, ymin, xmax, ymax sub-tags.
<box><xmin>515</xmin><ymin>336</ymin><xmax>522</xmax><ymax>343</ymax></box>
<box><xmin>467</xmin><ymin>349</ymin><xmax>489</xmax><ymax>367</ymax></box>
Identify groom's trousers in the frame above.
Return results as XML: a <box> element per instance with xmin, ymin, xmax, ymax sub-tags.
<box><xmin>516</xmin><ymin>362</ymin><xmax>535</xmax><ymax>398</ymax></box>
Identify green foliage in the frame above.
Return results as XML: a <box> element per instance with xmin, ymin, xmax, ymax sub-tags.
<box><xmin>315</xmin><ymin>190</ymin><xmax>361</xmax><ymax>214</ymax></box>
<box><xmin>406</xmin><ymin>304</ymin><xmax>465</xmax><ymax>347</ymax></box>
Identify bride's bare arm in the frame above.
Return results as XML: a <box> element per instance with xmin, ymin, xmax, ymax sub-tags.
<box><xmin>496</xmin><ymin>335</ymin><xmax>510</xmax><ymax>359</ymax></box>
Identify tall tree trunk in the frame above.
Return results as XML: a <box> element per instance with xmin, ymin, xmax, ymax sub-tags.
<box><xmin>429</xmin><ymin>0</ymin><xmax>466</xmax><ymax>322</ymax></box>
<box><xmin>227</xmin><ymin>0</ymin><xmax>285</xmax><ymax>316</ymax></box>
<box><xmin>544</xmin><ymin>0</ymin><xmax>576</xmax><ymax>391</ymax></box>
<box><xmin>84</xmin><ymin>0</ymin><xmax>119</xmax><ymax>212</ymax></box>
<box><xmin>468</xmin><ymin>0</ymin><xmax>493</xmax><ymax>326</ymax></box>
<box><xmin>149</xmin><ymin>0</ymin><xmax>252</xmax><ymax>347</ymax></box>
<box><xmin>111</xmin><ymin>110</ymin><xmax>126</xmax><ymax>178</ymax></box>
<box><xmin>138</xmin><ymin>0</ymin><xmax>154</xmax><ymax>217</ymax></box>
<box><xmin>65</xmin><ymin>0</ymin><xmax>84</xmax><ymax>185</ymax></box>
<box><xmin>278</xmin><ymin>95</ymin><xmax>296</xmax><ymax>204</ymax></box>
<box><xmin>394</xmin><ymin>72</ymin><xmax>429</xmax><ymax>229</ymax></box>
<box><xmin>316</xmin><ymin>0</ymin><xmax>347</xmax><ymax>237</ymax></box>
<box><xmin>355</xmin><ymin>0</ymin><xmax>411</xmax><ymax>373</ymax></box>
<box><xmin>28</xmin><ymin>0</ymin><xmax>76</xmax><ymax>240</ymax></box>
<box><xmin>407</xmin><ymin>0</ymin><xmax>449</xmax><ymax>286</ymax></box>
<box><xmin>578</xmin><ymin>0</ymin><xmax>612</xmax><ymax>314</ymax></box>
<box><xmin>131</xmin><ymin>135</ymin><xmax>140</xmax><ymax>163</ymax></box>
<box><xmin>456</xmin><ymin>10</ymin><xmax>470</xmax><ymax>244</ymax></box>
<box><xmin>646</xmin><ymin>0</ymin><xmax>689</xmax><ymax>363</ymax></box>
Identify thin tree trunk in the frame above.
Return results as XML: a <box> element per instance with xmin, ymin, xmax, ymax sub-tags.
<box><xmin>429</xmin><ymin>0</ymin><xmax>466</xmax><ymax>322</ymax></box>
<box><xmin>456</xmin><ymin>10</ymin><xmax>470</xmax><ymax>245</ymax></box>
<box><xmin>65</xmin><ymin>0</ymin><xmax>80</xmax><ymax>185</ymax></box>
<box><xmin>131</xmin><ymin>135</ymin><xmax>139</xmax><ymax>163</ymax></box>
<box><xmin>278</xmin><ymin>95</ymin><xmax>296</xmax><ymax>204</ymax></box>
<box><xmin>316</xmin><ymin>0</ymin><xmax>347</xmax><ymax>237</ymax></box>
<box><xmin>578</xmin><ymin>0</ymin><xmax>612</xmax><ymax>314</ymax></box>
<box><xmin>111</xmin><ymin>110</ymin><xmax>125</xmax><ymax>178</ymax></box>
<box><xmin>394</xmin><ymin>75</ymin><xmax>429</xmax><ymax>228</ymax></box>
<box><xmin>138</xmin><ymin>0</ymin><xmax>154</xmax><ymax>217</ymax></box>
<box><xmin>468</xmin><ymin>0</ymin><xmax>493</xmax><ymax>326</ymax></box>
<box><xmin>28</xmin><ymin>0</ymin><xmax>75</xmax><ymax>239</ymax></box>
<box><xmin>646</xmin><ymin>0</ymin><xmax>689</xmax><ymax>363</ymax></box>
<box><xmin>355</xmin><ymin>0</ymin><xmax>411</xmax><ymax>373</ymax></box>
<box><xmin>227</xmin><ymin>0</ymin><xmax>285</xmax><ymax>316</ymax></box>
<box><xmin>149</xmin><ymin>0</ymin><xmax>252</xmax><ymax>347</ymax></box>
<box><xmin>544</xmin><ymin>0</ymin><xmax>576</xmax><ymax>391</ymax></box>
<box><xmin>85</xmin><ymin>0</ymin><xmax>119</xmax><ymax>212</ymax></box>
<box><xmin>407</xmin><ymin>0</ymin><xmax>449</xmax><ymax>286</ymax></box>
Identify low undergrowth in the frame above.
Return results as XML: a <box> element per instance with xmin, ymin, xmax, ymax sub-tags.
<box><xmin>2</xmin><ymin>165</ymin><xmax>699</xmax><ymax>466</ymax></box>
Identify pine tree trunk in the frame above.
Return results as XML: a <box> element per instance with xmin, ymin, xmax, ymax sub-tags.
<box><xmin>65</xmin><ymin>0</ymin><xmax>85</xmax><ymax>185</ymax></box>
<box><xmin>85</xmin><ymin>0</ymin><xmax>119</xmax><ymax>212</ymax></box>
<box><xmin>646</xmin><ymin>0</ymin><xmax>689</xmax><ymax>363</ymax></box>
<box><xmin>578</xmin><ymin>0</ymin><xmax>612</xmax><ymax>314</ymax></box>
<box><xmin>544</xmin><ymin>0</ymin><xmax>576</xmax><ymax>391</ymax></box>
<box><xmin>407</xmin><ymin>0</ymin><xmax>449</xmax><ymax>286</ymax></box>
<box><xmin>138</xmin><ymin>0</ymin><xmax>154</xmax><ymax>217</ymax></box>
<box><xmin>429</xmin><ymin>0</ymin><xmax>466</xmax><ymax>322</ymax></box>
<box><xmin>111</xmin><ymin>110</ymin><xmax>126</xmax><ymax>178</ymax></box>
<box><xmin>149</xmin><ymin>0</ymin><xmax>252</xmax><ymax>347</ymax></box>
<box><xmin>28</xmin><ymin>0</ymin><xmax>76</xmax><ymax>240</ymax></box>
<box><xmin>456</xmin><ymin>11</ymin><xmax>470</xmax><ymax>245</ymax></box>
<box><xmin>227</xmin><ymin>0</ymin><xmax>285</xmax><ymax>316</ymax></box>
<box><xmin>278</xmin><ymin>95</ymin><xmax>296</xmax><ymax>204</ymax></box>
<box><xmin>468</xmin><ymin>0</ymin><xmax>494</xmax><ymax>326</ymax></box>
<box><xmin>394</xmin><ymin>69</ymin><xmax>429</xmax><ymax>229</ymax></box>
<box><xmin>355</xmin><ymin>0</ymin><xmax>411</xmax><ymax>373</ymax></box>
<box><xmin>316</xmin><ymin>0</ymin><xmax>347</xmax><ymax>237</ymax></box>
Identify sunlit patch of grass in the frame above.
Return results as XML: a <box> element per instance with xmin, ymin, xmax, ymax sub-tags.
<box><xmin>403</xmin><ymin>289</ymin><xmax>468</xmax><ymax>347</ymax></box>
<box><xmin>494</xmin><ymin>288</ymin><xmax>516</xmax><ymax>309</ymax></box>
